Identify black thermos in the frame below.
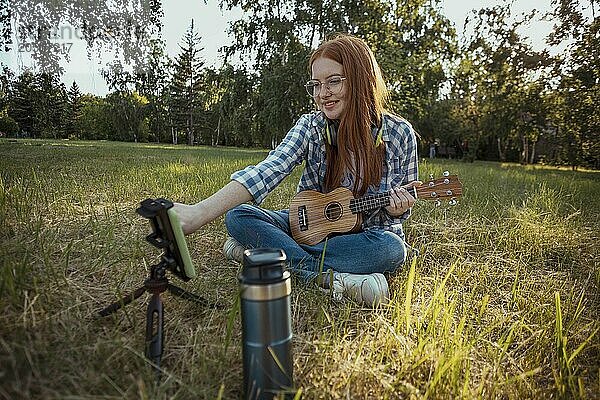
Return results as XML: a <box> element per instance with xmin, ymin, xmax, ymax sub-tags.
<box><xmin>239</xmin><ymin>248</ymin><xmax>294</xmax><ymax>400</ymax></box>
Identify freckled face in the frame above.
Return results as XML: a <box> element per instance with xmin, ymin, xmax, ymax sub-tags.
<box><xmin>311</xmin><ymin>57</ymin><xmax>347</xmax><ymax>120</ymax></box>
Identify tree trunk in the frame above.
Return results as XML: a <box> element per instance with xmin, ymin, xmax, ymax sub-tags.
<box><xmin>529</xmin><ymin>140</ymin><xmax>537</xmax><ymax>164</ymax></box>
<box><xmin>521</xmin><ymin>136</ymin><xmax>528</xmax><ymax>165</ymax></box>
<box><xmin>497</xmin><ymin>137</ymin><xmax>507</xmax><ymax>162</ymax></box>
<box><xmin>214</xmin><ymin>113</ymin><xmax>221</xmax><ymax>146</ymax></box>
<box><xmin>188</xmin><ymin>111</ymin><xmax>194</xmax><ymax>146</ymax></box>
<box><xmin>171</xmin><ymin>125</ymin><xmax>177</xmax><ymax>145</ymax></box>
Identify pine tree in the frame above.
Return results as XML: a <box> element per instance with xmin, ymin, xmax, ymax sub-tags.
<box><xmin>9</xmin><ymin>70</ymin><xmax>35</xmax><ymax>137</ymax></box>
<box><xmin>66</xmin><ymin>82</ymin><xmax>83</xmax><ymax>139</ymax></box>
<box><xmin>33</xmin><ymin>73</ymin><xmax>67</xmax><ymax>139</ymax></box>
<box><xmin>170</xmin><ymin>19</ymin><xmax>205</xmax><ymax>146</ymax></box>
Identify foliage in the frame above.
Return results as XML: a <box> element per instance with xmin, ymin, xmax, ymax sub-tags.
<box><xmin>0</xmin><ymin>63</ymin><xmax>12</xmax><ymax>113</ymax></box>
<box><xmin>447</xmin><ymin>4</ymin><xmax>554</xmax><ymax>163</ymax></box>
<box><xmin>7</xmin><ymin>70</ymin><xmax>67</xmax><ymax>139</ymax></box>
<box><xmin>77</xmin><ymin>94</ymin><xmax>111</xmax><ymax>140</ymax></box>
<box><xmin>0</xmin><ymin>0</ymin><xmax>164</xmax><ymax>75</ymax></box>
<box><xmin>202</xmin><ymin>65</ymin><xmax>255</xmax><ymax>147</ymax></box>
<box><xmin>135</xmin><ymin>39</ymin><xmax>173</xmax><ymax>143</ymax></box>
<box><xmin>1</xmin><ymin>0</ymin><xmax>599</xmax><ymax>169</ymax></box>
<box><xmin>103</xmin><ymin>91</ymin><xmax>150</xmax><ymax>142</ymax></box>
<box><xmin>0</xmin><ymin>114</ymin><xmax>18</xmax><ymax>135</ymax></box>
<box><xmin>553</xmin><ymin>17</ymin><xmax>600</xmax><ymax>169</ymax></box>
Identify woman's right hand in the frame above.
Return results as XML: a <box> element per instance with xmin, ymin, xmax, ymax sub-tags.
<box><xmin>172</xmin><ymin>202</ymin><xmax>202</xmax><ymax>235</ymax></box>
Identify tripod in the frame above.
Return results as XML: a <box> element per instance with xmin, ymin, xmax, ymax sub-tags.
<box><xmin>98</xmin><ymin>198</ymin><xmax>222</xmax><ymax>381</ymax></box>
<box><xmin>99</xmin><ymin>255</ymin><xmax>220</xmax><ymax>379</ymax></box>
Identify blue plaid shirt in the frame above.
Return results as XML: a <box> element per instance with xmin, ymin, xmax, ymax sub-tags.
<box><xmin>231</xmin><ymin>111</ymin><xmax>419</xmax><ymax>237</ymax></box>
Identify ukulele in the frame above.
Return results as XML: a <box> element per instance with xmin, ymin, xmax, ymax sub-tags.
<box><xmin>289</xmin><ymin>173</ymin><xmax>462</xmax><ymax>245</ymax></box>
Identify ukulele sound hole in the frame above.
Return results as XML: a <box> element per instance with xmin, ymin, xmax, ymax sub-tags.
<box><xmin>324</xmin><ymin>202</ymin><xmax>343</xmax><ymax>221</ymax></box>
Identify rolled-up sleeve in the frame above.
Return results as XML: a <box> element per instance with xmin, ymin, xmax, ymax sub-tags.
<box><xmin>231</xmin><ymin>114</ymin><xmax>312</xmax><ymax>204</ymax></box>
<box><xmin>401</xmin><ymin>123</ymin><xmax>419</xmax><ymax>187</ymax></box>
<box><xmin>395</xmin><ymin>122</ymin><xmax>419</xmax><ymax>223</ymax></box>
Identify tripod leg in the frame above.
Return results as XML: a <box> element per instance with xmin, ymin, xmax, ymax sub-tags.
<box><xmin>145</xmin><ymin>292</ymin><xmax>164</xmax><ymax>380</ymax></box>
<box><xmin>98</xmin><ymin>286</ymin><xmax>146</xmax><ymax>317</ymax></box>
<box><xmin>167</xmin><ymin>284</ymin><xmax>222</xmax><ymax>309</ymax></box>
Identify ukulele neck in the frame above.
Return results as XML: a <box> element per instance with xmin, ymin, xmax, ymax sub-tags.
<box><xmin>348</xmin><ymin>188</ymin><xmax>416</xmax><ymax>214</ymax></box>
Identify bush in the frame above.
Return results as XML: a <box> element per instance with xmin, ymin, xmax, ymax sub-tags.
<box><xmin>0</xmin><ymin>115</ymin><xmax>19</xmax><ymax>136</ymax></box>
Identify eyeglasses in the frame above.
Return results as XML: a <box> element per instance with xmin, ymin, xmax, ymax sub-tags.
<box><xmin>304</xmin><ymin>76</ymin><xmax>347</xmax><ymax>97</ymax></box>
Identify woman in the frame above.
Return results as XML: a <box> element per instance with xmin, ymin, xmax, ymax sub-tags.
<box><xmin>175</xmin><ymin>34</ymin><xmax>420</xmax><ymax>307</ymax></box>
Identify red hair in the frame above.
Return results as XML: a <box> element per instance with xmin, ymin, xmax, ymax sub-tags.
<box><xmin>309</xmin><ymin>34</ymin><xmax>390</xmax><ymax>196</ymax></box>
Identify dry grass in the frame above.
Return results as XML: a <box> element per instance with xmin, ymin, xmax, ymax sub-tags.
<box><xmin>1</xmin><ymin>139</ymin><xmax>598</xmax><ymax>399</ymax></box>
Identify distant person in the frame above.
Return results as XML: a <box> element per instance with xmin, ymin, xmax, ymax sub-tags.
<box><xmin>429</xmin><ymin>143</ymin><xmax>436</xmax><ymax>159</ymax></box>
<box><xmin>174</xmin><ymin>34</ymin><xmax>420</xmax><ymax>306</ymax></box>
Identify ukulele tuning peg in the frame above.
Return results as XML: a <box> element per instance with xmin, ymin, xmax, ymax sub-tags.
<box><xmin>434</xmin><ymin>200</ymin><xmax>441</xmax><ymax>207</ymax></box>
<box><xmin>449</xmin><ymin>198</ymin><xmax>458</xmax><ymax>206</ymax></box>
<box><xmin>443</xmin><ymin>170</ymin><xmax>450</xmax><ymax>177</ymax></box>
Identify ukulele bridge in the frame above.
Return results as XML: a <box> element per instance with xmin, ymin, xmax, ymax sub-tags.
<box><xmin>297</xmin><ymin>205</ymin><xmax>308</xmax><ymax>232</ymax></box>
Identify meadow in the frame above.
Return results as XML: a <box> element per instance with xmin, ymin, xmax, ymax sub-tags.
<box><xmin>0</xmin><ymin>139</ymin><xmax>598</xmax><ymax>399</ymax></box>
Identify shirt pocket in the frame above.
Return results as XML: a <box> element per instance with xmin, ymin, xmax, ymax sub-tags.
<box><xmin>390</xmin><ymin>156</ymin><xmax>406</xmax><ymax>187</ymax></box>
<box><xmin>302</xmin><ymin>140</ymin><xmax>326</xmax><ymax>190</ymax></box>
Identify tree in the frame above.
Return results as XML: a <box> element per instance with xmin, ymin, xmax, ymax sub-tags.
<box><xmin>370</xmin><ymin>0</ymin><xmax>457</xmax><ymax>131</ymax></box>
<box><xmin>556</xmin><ymin>17</ymin><xmax>600</xmax><ymax>169</ymax></box>
<box><xmin>1</xmin><ymin>0</ymin><xmax>163</xmax><ymax>75</ymax></box>
<box><xmin>547</xmin><ymin>0</ymin><xmax>596</xmax><ymax>47</ymax></box>
<box><xmin>0</xmin><ymin>64</ymin><xmax>12</xmax><ymax>115</ymax></box>
<box><xmin>9</xmin><ymin>70</ymin><xmax>36</xmax><ymax>137</ymax></box>
<box><xmin>252</xmin><ymin>37</ymin><xmax>313</xmax><ymax>147</ymax></box>
<box><xmin>0</xmin><ymin>115</ymin><xmax>18</xmax><ymax>136</ymax></box>
<box><xmin>34</xmin><ymin>72</ymin><xmax>67</xmax><ymax>139</ymax></box>
<box><xmin>170</xmin><ymin>19</ymin><xmax>206</xmax><ymax>146</ymax></box>
<box><xmin>8</xmin><ymin>70</ymin><xmax>68</xmax><ymax>138</ymax></box>
<box><xmin>542</xmin><ymin>0</ymin><xmax>598</xmax><ymax>169</ymax></box>
<box><xmin>77</xmin><ymin>94</ymin><xmax>110</xmax><ymax>140</ymax></box>
<box><xmin>101</xmin><ymin>91</ymin><xmax>149</xmax><ymax>142</ymax></box>
<box><xmin>450</xmin><ymin>4</ymin><xmax>553</xmax><ymax>163</ymax></box>
<box><xmin>102</xmin><ymin>62</ymin><xmax>134</xmax><ymax>141</ymax></box>
<box><xmin>204</xmin><ymin>64</ymin><xmax>256</xmax><ymax>147</ymax></box>
<box><xmin>135</xmin><ymin>39</ymin><xmax>172</xmax><ymax>143</ymax></box>
<box><xmin>65</xmin><ymin>82</ymin><xmax>82</xmax><ymax>138</ymax></box>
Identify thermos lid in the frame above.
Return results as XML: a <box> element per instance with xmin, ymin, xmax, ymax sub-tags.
<box><xmin>240</xmin><ymin>248</ymin><xmax>288</xmax><ymax>284</ymax></box>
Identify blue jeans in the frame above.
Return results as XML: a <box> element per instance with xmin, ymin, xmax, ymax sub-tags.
<box><xmin>224</xmin><ymin>204</ymin><xmax>407</xmax><ymax>281</ymax></box>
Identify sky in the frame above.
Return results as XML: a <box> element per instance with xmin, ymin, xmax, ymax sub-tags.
<box><xmin>0</xmin><ymin>0</ymin><xmax>555</xmax><ymax>96</ymax></box>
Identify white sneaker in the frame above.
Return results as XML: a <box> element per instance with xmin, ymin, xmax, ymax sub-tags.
<box><xmin>316</xmin><ymin>270</ymin><xmax>345</xmax><ymax>302</ymax></box>
<box><xmin>223</xmin><ymin>236</ymin><xmax>245</xmax><ymax>263</ymax></box>
<box><xmin>333</xmin><ymin>272</ymin><xmax>389</xmax><ymax>307</ymax></box>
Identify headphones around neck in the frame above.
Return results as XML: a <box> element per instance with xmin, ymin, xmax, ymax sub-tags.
<box><xmin>324</xmin><ymin>118</ymin><xmax>384</xmax><ymax>147</ymax></box>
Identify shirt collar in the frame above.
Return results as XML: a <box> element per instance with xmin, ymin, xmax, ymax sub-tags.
<box><xmin>311</xmin><ymin>111</ymin><xmax>391</xmax><ymax>143</ymax></box>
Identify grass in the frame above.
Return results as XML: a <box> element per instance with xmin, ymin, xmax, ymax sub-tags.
<box><xmin>0</xmin><ymin>138</ymin><xmax>598</xmax><ymax>399</ymax></box>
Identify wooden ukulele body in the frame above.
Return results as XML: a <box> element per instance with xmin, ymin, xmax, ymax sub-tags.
<box><xmin>289</xmin><ymin>187</ymin><xmax>362</xmax><ymax>246</ymax></box>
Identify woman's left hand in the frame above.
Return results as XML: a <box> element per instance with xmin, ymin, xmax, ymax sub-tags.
<box><xmin>385</xmin><ymin>181</ymin><xmax>423</xmax><ymax>216</ymax></box>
